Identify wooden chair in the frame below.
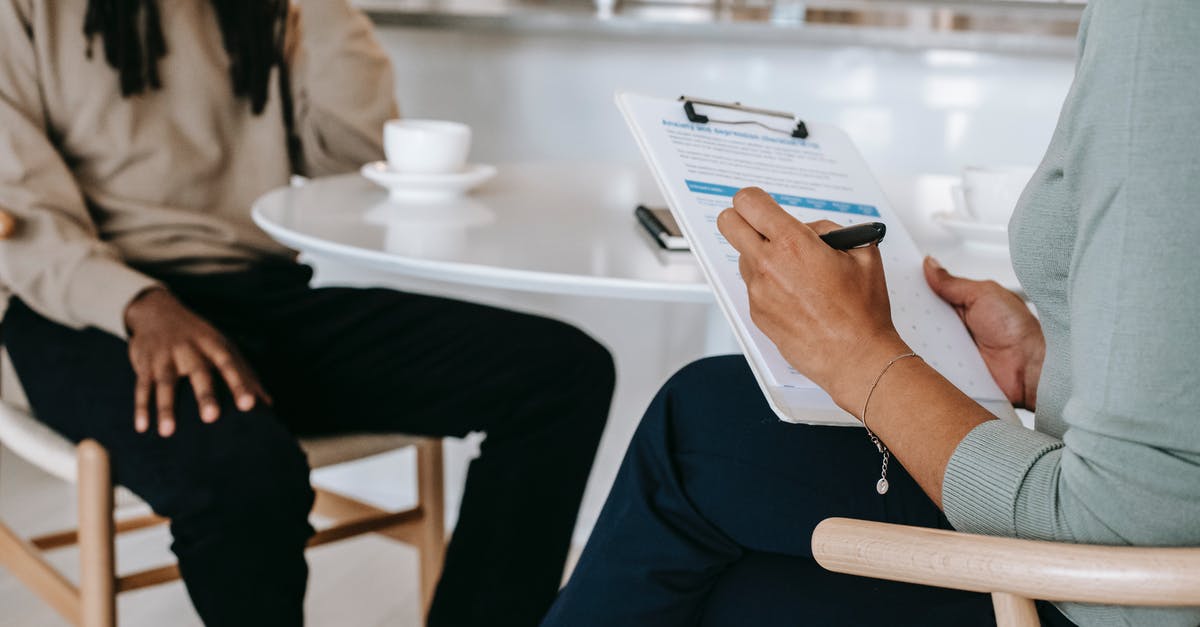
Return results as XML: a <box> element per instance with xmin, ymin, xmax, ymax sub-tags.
<box><xmin>811</xmin><ymin>517</ymin><xmax>1200</xmax><ymax>627</ymax></box>
<box><xmin>0</xmin><ymin>397</ymin><xmax>446</xmax><ymax>627</ymax></box>
<box><xmin>0</xmin><ymin>209</ymin><xmax>446</xmax><ymax>626</ymax></box>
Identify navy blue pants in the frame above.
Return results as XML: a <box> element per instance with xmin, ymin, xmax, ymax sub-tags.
<box><xmin>2</xmin><ymin>262</ymin><xmax>614</xmax><ymax>627</ymax></box>
<box><xmin>543</xmin><ymin>356</ymin><xmax>1074</xmax><ymax>626</ymax></box>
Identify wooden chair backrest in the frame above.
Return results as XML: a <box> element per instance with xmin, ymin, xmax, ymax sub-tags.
<box><xmin>811</xmin><ymin>518</ymin><xmax>1200</xmax><ymax>627</ymax></box>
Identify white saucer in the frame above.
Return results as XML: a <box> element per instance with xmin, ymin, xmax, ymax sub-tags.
<box><xmin>932</xmin><ymin>211</ymin><xmax>1009</xmax><ymax>248</ymax></box>
<box><xmin>361</xmin><ymin>162</ymin><xmax>497</xmax><ymax>200</ymax></box>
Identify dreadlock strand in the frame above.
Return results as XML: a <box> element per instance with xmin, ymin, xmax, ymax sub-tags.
<box><xmin>246</xmin><ymin>6</ymin><xmax>270</xmax><ymax>113</ymax></box>
<box><xmin>114</xmin><ymin>0</ymin><xmax>143</xmax><ymax>96</ymax></box>
<box><xmin>142</xmin><ymin>0</ymin><xmax>167</xmax><ymax>90</ymax></box>
<box><xmin>82</xmin><ymin>1</ymin><xmax>99</xmax><ymax>58</ymax></box>
<box><xmin>211</xmin><ymin>0</ymin><xmax>285</xmax><ymax>114</ymax></box>
<box><xmin>210</xmin><ymin>0</ymin><xmax>240</xmax><ymax>96</ymax></box>
<box><xmin>95</xmin><ymin>2</ymin><xmax>121</xmax><ymax>78</ymax></box>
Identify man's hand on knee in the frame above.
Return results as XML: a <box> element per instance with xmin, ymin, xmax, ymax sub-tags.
<box><xmin>123</xmin><ymin>288</ymin><xmax>272</xmax><ymax>437</ymax></box>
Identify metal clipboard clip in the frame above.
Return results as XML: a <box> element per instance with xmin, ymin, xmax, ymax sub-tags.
<box><xmin>680</xmin><ymin>95</ymin><xmax>809</xmax><ymax>140</ymax></box>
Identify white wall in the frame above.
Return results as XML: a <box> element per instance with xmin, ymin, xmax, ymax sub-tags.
<box><xmin>374</xmin><ymin>27</ymin><xmax>1074</xmax><ymax>176</ymax></box>
<box><xmin>316</xmin><ymin>25</ymin><xmax>1076</xmax><ymax>548</ymax></box>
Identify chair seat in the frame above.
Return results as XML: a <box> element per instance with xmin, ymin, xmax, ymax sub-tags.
<box><xmin>300</xmin><ymin>433</ymin><xmax>430</xmax><ymax>468</ymax></box>
<box><xmin>0</xmin><ymin>400</ymin><xmax>430</xmax><ymax>484</ymax></box>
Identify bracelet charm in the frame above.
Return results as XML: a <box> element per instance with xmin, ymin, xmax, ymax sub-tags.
<box><xmin>861</xmin><ymin>352</ymin><xmax>922</xmax><ymax>496</ymax></box>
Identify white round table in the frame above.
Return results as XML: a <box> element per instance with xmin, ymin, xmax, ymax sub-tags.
<box><xmin>252</xmin><ymin>162</ymin><xmax>712</xmax><ymax>304</ymax></box>
<box><xmin>253</xmin><ymin>163</ymin><xmax>1020</xmax><ymax>301</ymax></box>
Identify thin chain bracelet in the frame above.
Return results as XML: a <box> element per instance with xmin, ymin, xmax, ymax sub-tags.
<box><xmin>861</xmin><ymin>352</ymin><xmax>922</xmax><ymax>495</ymax></box>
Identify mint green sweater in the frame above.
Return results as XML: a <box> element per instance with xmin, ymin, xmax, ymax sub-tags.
<box><xmin>941</xmin><ymin>1</ymin><xmax>1200</xmax><ymax>625</ymax></box>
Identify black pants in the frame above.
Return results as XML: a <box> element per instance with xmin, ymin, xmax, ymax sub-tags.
<box><xmin>541</xmin><ymin>356</ymin><xmax>1075</xmax><ymax>627</ymax></box>
<box><xmin>1</xmin><ymin>262</ymin><xmax>614</xmax><ymax>627</ymax></box>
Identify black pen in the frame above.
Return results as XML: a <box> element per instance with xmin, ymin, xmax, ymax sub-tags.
<box><xmin>819</xmin><ymin>222</ymin><xmax>886</xmax><ymax>250</ymax></box>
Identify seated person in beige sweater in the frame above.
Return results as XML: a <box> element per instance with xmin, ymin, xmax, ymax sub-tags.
<box><xmin>0</xmin><ymin>2</ymin><xmax>614</xmax><ymax>626</ymax></box>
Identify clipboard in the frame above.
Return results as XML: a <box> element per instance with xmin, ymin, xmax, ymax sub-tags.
<box><xmin>679</xmin><ymin>96</ymin><xmax>810</xmax><ymax>140</ymax></box>
<box><xmin>617</xmin><ymin>91</ymin><xmax>1016</xmax><ymax>427</ymax></box>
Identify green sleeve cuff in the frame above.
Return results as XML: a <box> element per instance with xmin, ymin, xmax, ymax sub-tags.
<box><xmin>942</xmin><ymin>419</ymin><xmax>1065</xmax><ymax>539</ymax></box>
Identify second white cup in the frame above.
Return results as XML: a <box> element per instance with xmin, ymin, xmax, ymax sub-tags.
<box><xmin>384</xmin><ymin>119</ymin><xmax>472</xmax><ymax>175</ymax></box>
<box><xmin>960</xmin><ymin>165</ymin><xmax>1035</xmax><ymax>225</ymax></box>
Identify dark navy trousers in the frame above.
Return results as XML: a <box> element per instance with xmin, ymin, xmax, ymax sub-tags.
<box><xmin>543</xmin><ymin>355</ymin><xmax>1074</xmax><ymax>626</ymax></box>
<box><xmin>2</xmin><ymin>262</ymin><xmax>614</xmax><ymax>627</ymax></box>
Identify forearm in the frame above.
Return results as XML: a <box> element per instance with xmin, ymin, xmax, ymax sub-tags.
<box><xmin>0</xmin><ymin>217</ymin><xmax>161</xmax><ymax>338</ymax></box>
<box><xmin>834</xmin><ymin>346</ymin><xmax>996</xmax><ymax>509</ymax></box>
<box><xmin>0</xmin><ymin>129</ymin><xmax>161</xmax><ymax>339</ymax></box>
<box><xmin>813</xmin><ymin>325</ymin><xmax>997</xmax><ymax>508</ymax></box>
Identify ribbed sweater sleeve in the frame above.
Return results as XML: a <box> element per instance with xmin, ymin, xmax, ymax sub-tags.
<box><xmin>943</xmin><ymin>421</ymin><xmax>1064</xmax><ymax>538</ymax></box>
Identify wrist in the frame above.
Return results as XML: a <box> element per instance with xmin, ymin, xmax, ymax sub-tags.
<box><xmin>1019</xmin><ymin>339</ymin><xmax>1046</xmax><ymax>411</ymax></box>
<box><xmin>123</xmin><ymin>287</ymin><xmax>173</xmax><ymax>335</ymax></box>
<box><xmin>828</xmin><ymin>331</ymin><xmax>913</xmax><ymax>416</ymax></box>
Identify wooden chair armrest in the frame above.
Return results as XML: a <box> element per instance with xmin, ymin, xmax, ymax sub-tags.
<box><xmin>811</xmin><ymin>518</ymin><xmax>1200</xmax><ymax>607</ymax></box>
<box><xmin>0</xmin><ymin>209</ymin><xmax>16</xmax><ymax>240</ymax></box>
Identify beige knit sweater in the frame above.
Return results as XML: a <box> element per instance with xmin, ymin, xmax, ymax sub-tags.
<box><xmin>0</xmin><ymin>0</ymin><xmax>398</xmax><ymax>339</ymax></box>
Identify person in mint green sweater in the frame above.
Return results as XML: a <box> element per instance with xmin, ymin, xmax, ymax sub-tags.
<box><xmin>541</xmin><ymin>1</ymin><xmax>1200</xmax><ymax>625</ymax></box>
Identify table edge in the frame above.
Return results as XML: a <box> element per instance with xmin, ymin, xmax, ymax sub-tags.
<box><xmin>251</xmin><ymin>202</ymin><xmax>715</xmax><ymax>304</ymax></box>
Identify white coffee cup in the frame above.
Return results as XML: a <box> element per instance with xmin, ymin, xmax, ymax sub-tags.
<box><xmin>960</xmin><ymin>165</ymin><xmax>1035</xmax><ymax>225</ymax></box>
<box><xmin>384</xmin><ymin>119</ymin><xmax>472</xmax><ymax>175</ymax></box>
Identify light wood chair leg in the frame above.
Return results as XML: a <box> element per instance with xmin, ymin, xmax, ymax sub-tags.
<box><xmin>992</xmin><ymin>592</ymin><xmax>1041</xmax><ymax>627</ymax></box>
<box><xmin>416</xmin><ymin>439</ymin><xmax>445</xmax><ymax>617</ymax></box>
<box><xmin>0</xmin><ymin>521</ymin><xmax>81</xmax><ymax>624</ymax></box>
<box><xmin>77</xmin><ymin>440</ymin><xmax>116</xmax><ymax>627</ymax></box>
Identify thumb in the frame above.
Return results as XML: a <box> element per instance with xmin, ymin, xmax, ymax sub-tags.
<box><xmin>923</xmin><ymin>257</ymin><xmax>977</xmax><ymax>307</ymax></box>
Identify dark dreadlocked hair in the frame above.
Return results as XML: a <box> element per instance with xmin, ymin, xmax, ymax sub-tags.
<box><xmin>83</xmin><ymin>0</ymin><xmax>290</xmax><ymax>115</ymax></box>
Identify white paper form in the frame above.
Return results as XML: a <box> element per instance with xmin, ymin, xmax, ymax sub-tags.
<box><xmin>618</xmin><ymin>92</ymin><xmax>1014</xmax><ymax>426</ymax></box>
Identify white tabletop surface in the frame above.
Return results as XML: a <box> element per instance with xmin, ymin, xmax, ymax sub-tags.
<box><xmin>251</xmin><ymin>162</ymin><xmax>1020</xmax><ymax>302</ymax></box>
<box><xmin>253</xmin><ymin>162</ymin><xmax>713</xmax><ymax>302</ymax></box>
